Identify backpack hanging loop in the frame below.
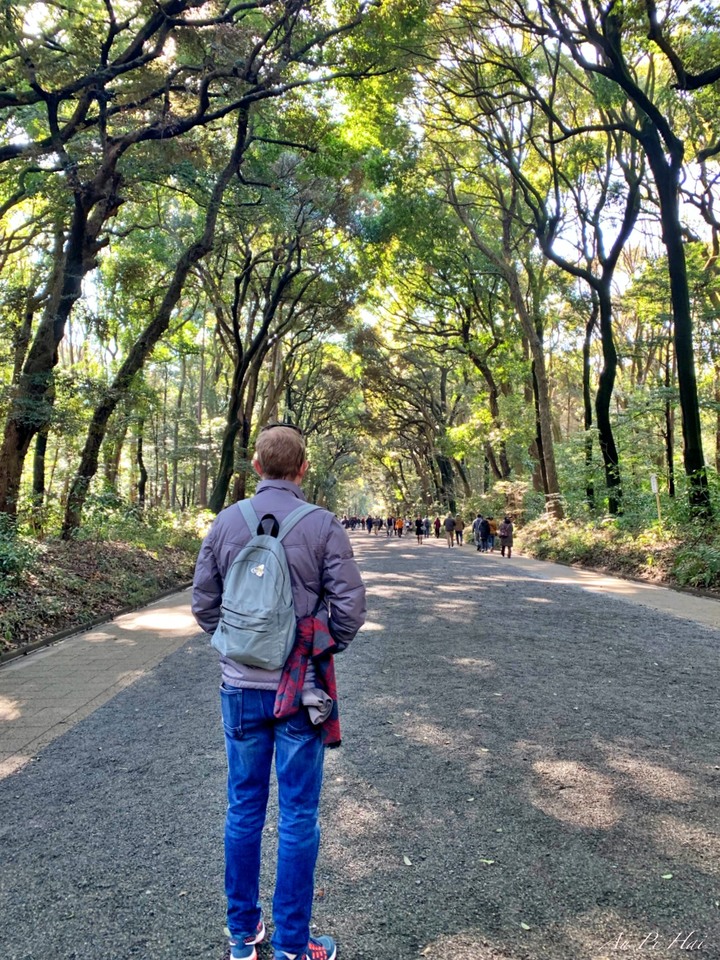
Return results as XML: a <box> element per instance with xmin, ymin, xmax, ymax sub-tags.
<box><xmin>257</xmin><ymin>513</ymin><xmax>280</xmax><ymax>537</ymax></box>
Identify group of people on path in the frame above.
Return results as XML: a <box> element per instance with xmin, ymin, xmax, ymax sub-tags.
<box><xmin>444</xmin><ymin>512</ymin><xmax>514</xmax><ymax>555</ymax></box>
<box><xmin>343</xmin><ymin>515</ymin><xmax>432</xmax><ymax>539</ymax></box>
<box><xmin>343</xmin><ymin>511</ymin><xmax>515</xmax><ymax>555</ymax></box>
<box><xmin>470</xmin><ymin>514</ymin><xmax>514</xmax><ymax>556</ymax></box>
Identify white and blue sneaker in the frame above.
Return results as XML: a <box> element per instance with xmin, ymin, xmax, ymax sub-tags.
<box><xmin>275</xmin><ymin>935</ymin><xmax>337</xmax><ymax>960</ymax></box>
<box><xmin>228</xmin><ymin>918</ymin><xmax>266</xmax><ymax>960</ymax></box>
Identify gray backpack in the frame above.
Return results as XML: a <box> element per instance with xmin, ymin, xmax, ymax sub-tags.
<box><xmin>211</xmin><ymin>499</ymin><xmax>321</xmax><ymax>670</ymax></box>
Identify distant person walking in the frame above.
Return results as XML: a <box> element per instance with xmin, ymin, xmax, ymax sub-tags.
<box><xmin>479</xmin><ymin>516</ymin><xmax>491</xmax><ymax>553</ymax></box>
<box><xmin>433</xmin><ymin>516</ymin><xmax>441</xmax><ymax>538</ymax></box>
<box><xmin>395</xmin><ymin>516</ymin><xmax>404</xmax><ymax>538</ymax></box>
<box><xmin>444</xmin><ymin>513</ymin><xmax>456</xmax><ymax>547</ymax></box>
<box><xmin>454</xmin><ymin>514</ymin><xmax>465</xmax><ymax>545</ymax></box>
<box><xmin>472</xmin><ymin>514</ymin><xmax>483</xmax><ymax>551</ymax></box>
<box><xmin>423</xmin><ymin>516</ymin><xmax>431</xmax><ymax>538</ymax></box>
<box><xmin>499</xmin><ymin>516</ymin><xmax>514</xmax><ymax>558</ymax></box>
<box><xmin>488</xmin><ymin>516</ymin><xmax>498</xmax><ymax>552</ymax></box>
<box><xmin>415</xmin><ymin>516</ymin><xmax>424</xmax><ymax>544</ymax></box>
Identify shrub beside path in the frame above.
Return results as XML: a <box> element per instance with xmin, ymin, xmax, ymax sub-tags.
<box><xmin>1</xmin><ymin>535</ymin><xmax>718</xmax><ymax>960</ymax></box>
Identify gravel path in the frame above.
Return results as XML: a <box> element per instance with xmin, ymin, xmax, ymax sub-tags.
<box><xmin>1</xmin><ymin>534</ymin><xmax>719</xmax><ymax>960</ymax></box>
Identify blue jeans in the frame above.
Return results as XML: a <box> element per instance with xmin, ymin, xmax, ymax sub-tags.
<box><xmin>220</xmin><ymin>685</ymin><xmax>325</xmax><ymax>955</ymax></box>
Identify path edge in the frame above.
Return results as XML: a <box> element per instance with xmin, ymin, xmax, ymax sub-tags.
<box><xmin>0</xmin><ymin>581</ymin><xmax>194</xmax><ymax>667</ymax></box>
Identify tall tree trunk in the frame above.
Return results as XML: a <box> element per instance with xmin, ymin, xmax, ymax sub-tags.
<box><xmin>715</xmin><ymin>360</ymin><xmax>720</xmax><ymax>475</ymax></box>
<box><xmin>465</xmin><ymin>337</ymin><xmax>511</xmax><ymax>480</ymax></box>
<box><xmin>531</xmin><ymin>362</ymin><xmax>550</xmax><ymax>499</ymax></box>
<box><xmin>504</xmin><ymin>272</ymin><xmax>563</xmax><ymax>517</ymax></box>
<box><xmin>665</xmin><ymin>338</ymin><xmax>676</xmax><ymax>499</ymax></box>
<box><xmin>435</xmin><ymin>454</ymin><xmax>456</xmax><ymax>514</ymax></box>
<box><xmin>171</xmin><ymin>355</ymin><xmax>187</xmax><ymax>509</ymax></box>
<box><xmin>232</xmin><ymin>361</ymin><xmax>260</xmax><ymax>503</ymax></box>
<box><xmin>197</xmin><ymin>341</ymin><xmax>209</xmax><ymax>508</ymax></box>
<box><xmin>32</xmin><ymin>429</ymin><xmax>49</xmax><ymax>506</ymax></box>
<box><xmin>11</xmin><ymin>288</ymin><xmax>39</xmax><ymax>385</ymax></box>
<box><xmin>137</xmin><ymin>419</ymin><xmax>148</xmax><ymax>509</ymax></box>
<box><xmin>31</xmin><ymin>378</ymin><xmax>55</xmax><ymax>516</ymax></box>
<box><xmin>210</xmin><ymin>362</ymin><xmax>245</xmax><ymax>514</ymax></box>
<box><xmin>103</xmin><ymin>417</ymin><xmax>129</xmax><ymax>492</ymax></box>
<box><xmin>595</xmin><ymin>284</ymin><xmax>622</xmax><ymax>515</ymax></box>
<box><xmin>484</xmin><ymin>443</ymin><xmax>500</xmax><ymax>485</ymax></box>
<box><xmin>583</xmin><ymin>304</ymin><xmax>597</xmax><ymax>510</ymax></box>
<box><xmin>428</xmin><ymin>454</ymin><xmax>443</xmax><ymax>504</ymax></box>
<box><xmin>29</xmin><ymin>426</ymin><xmax>51</xmax><ymax>535</ymax></box>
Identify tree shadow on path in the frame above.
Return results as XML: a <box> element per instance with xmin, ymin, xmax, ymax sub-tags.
<box><xmin>0</xmin><ymin>533</ymin><xmax>717</xmax><ymax>960</ymax></box>
<box><xmin>318</xmin><ymin>535</ymin><xmax>720</xmax><ymax>960</ymax></box>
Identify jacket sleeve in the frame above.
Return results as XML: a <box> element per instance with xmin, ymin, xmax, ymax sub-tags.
<box><xmin>321</xmin><ymin>516</ymin><xmax>366</xmax><ymax>650</ymax></box>
<box><xmin>191</xmin><ymin>526</ymin><xmax>223</xmax><ymax>634</ymax></box>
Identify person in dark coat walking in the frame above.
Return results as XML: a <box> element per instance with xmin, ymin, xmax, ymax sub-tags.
<box><xmin>499</xmin><ymin>516</ymin><xmax>514</xmax><ymax>558</ymax></box>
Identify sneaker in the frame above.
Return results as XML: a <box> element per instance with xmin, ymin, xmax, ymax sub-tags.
<box><xmin>276</xmin><ymin>935</ymin><xmax>337</xmax><ymax>960</ymax></box>
<box><xmin>229</xmin><ymin>919</ymin><xmax>266</xmax><ymax>960</ymax></box>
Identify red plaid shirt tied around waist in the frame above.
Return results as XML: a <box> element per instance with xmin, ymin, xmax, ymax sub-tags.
<box><xmin>273</xmin><ymin>616</ymin><xmax>341</xmax><ymax>748</ymax></box>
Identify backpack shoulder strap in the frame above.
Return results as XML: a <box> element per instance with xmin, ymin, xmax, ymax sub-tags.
<box><xmin>277</xmin><ymin>502</ymin><xmax>321</xmax><ymax>542</ymax></box>
<box><xmin>237</xmin><ymin>498</ymin><xmax>259</xmax><ymax>535</ymax></box>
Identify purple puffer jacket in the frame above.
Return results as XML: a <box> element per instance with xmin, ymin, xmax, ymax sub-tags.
<box><xmin>192</xmin><ymin>479</ymin><xmax>366</xmax><ymax>688</ymax></box>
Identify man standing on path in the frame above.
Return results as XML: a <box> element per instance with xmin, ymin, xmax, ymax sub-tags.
<box><xmin>444</xmin><ymin>513</ymin><xmax>456</xmax><ymax>547</ymax></box>
<box><xmin>192</xmin><ymin>423</ymin><xmax>366</xmax><ymax>960</ymax></box>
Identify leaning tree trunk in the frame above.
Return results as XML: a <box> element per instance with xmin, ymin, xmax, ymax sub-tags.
<box><xmin>61</xmin><ymin>108</ymin><xmax>251</xmax><ymax>538</ymax></box>
<box><xmin>0</xmin><ymin>182</ymin><xmax>120</xmax><ymax>516</ymax></box>
<box><xmin>646</xmin><ymin>141</ymin><xmax>711</xmax><ymax>514</ymax></box>
<box><xmin>453</xmin><ymin>457</ymin><xmax>472</xmax><ymax>499</ymax></box>
<box><xmin>467</xmin><ymin>349</ymin><xmax>512</xmax><ymax>479</ymax></box>
<box><xmin>435</xmin><ymin>454</ymin><xmax>456</xmax><ymax>514</ymax></box>
<box><xmin>506</xmin><ymin>273</ymin><xmax>563</xmax><ymax>518</ymax></box>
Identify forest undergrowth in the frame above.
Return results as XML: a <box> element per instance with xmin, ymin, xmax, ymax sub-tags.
<box><xmin>519</xmin><ymin>514</ymin><xmax>720</xmax><ymax>597</ymax></box>
<box><xmin>0</xmin><ymin>509</ymin><xmax>205</xmax><ymax>657</ymax></box>
<box><xmin>2</xmin><ymin>507</ymin><xmax>719</xmax><ymax>659</ymax></box>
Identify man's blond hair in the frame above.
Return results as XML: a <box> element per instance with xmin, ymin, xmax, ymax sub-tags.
<box><xmin>253</xmin><ymin>425</ymin><xmax>306</xmax><ymax>480</ymax></box>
